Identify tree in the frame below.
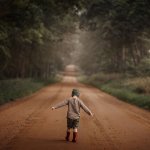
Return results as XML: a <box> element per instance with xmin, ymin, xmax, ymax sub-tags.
<box><xmin>0</xmin><ymin>0</ymin><xmax>87</xmax><ymax>79</ymax></box>
<box><xmin>79</xmin><ymin>0</ymin><xmax>150</xmax><ymax>74</ymax></box>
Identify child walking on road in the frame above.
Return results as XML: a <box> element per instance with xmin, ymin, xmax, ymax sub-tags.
<box><xmin>51</xmin><ymin>89</ymin><xmax>93</xmax><ymax>143</ymax></box>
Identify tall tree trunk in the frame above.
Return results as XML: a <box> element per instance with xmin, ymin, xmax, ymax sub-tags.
<box><xmin>122</xmin><ymin>45</ymin><xmax>126</xmax><ymax>71</ymax></box>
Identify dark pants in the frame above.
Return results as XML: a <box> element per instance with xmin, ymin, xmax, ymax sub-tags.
<box><xmin>67</xmin><ymin>118</ymin><xmax>79</xmax><ymax>129</ymax></box>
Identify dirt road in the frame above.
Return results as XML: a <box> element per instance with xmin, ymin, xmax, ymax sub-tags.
<box><xmin>0</xmin><ymin>74</ymin><xmax>150</xmax><ymax>150</ymax></box>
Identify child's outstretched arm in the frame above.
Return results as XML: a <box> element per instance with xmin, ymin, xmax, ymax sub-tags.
<box><xmin>51</xmin><ymin>99</ymin><xmax>69</xmax><ymax>110</ymax></box>
<box><xmin>80</xmin><ymin>101</ymin><xmax>94</xmax><ymax>117</ymax></box>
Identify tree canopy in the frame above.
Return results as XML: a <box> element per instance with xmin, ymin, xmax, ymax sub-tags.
<box><xmin>79</xmin><ymin>0</ymin><xmax>150</xmax><ymax>74</ymax></box>
<box><xmin>0</xmin><ymin>0</ymin><xmax>150</xmax><ymax>79</ymax></box>
<box><xmin>0</xmin><ymin>0</ymin><xmax>88</xmax><ymax>79</ymax></box>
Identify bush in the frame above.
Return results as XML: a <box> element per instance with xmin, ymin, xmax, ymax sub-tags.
<box><xmin>124</xmin><ymin>77</ymin><xmax>150</xmax><ymax>94</ymax></box>
<box><xmin>0</xmin><ymin>77</ymin><xmax>58</xmax><ymax>105</ymax></box>
<box><xmin>79</xmin><ymin>73</ymin><xmax>150</xmax><ymax>110</ymax></box>
<box><xmin>101</xmin><ymin>85</ymin><xmax>150</xmax><ymax>109</ymax></box>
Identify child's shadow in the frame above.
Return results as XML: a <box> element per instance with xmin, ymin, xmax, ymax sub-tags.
<box><xmin>18</xmin><ymin>137</ymin><xmax>69</xmax><ymax>148</ymax></box>
<box><xmin>49</xmin><ymin>139</ymin><xmax>67</xmax><ymax>143</ymax></box>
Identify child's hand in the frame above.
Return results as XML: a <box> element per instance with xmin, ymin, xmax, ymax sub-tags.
<box><xmin>90</xmin><ymin>112</ymin><xmax>94</xmax><ymax>117</ymax></box>
<box><xmin>51</xmin><ymin>107</ymin><xmax>55</xmax><ymax>110</ymax></box>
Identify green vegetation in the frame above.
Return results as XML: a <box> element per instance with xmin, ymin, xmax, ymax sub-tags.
<box><xmin>0</xmin><ymin>0</ymin><xmax>88</xmax><ymax>79</ymax></box>
<box><xmin>0</xmin><ymin>0</ymin><xmax>86</xmax><ymax>105</ymax></box>
<box><xmin>78</xmin><ymin>0</ymin><xmax>150</xmax><ymax>75</ymax></box>
<box><xmin>1</xmin><ymin>0</ymin><xmax>150</xmax><ymax>108</ymax></box>
<box><xmin>0</xmin><ymin>77</ymin><xmax>58</xmax><ymax>105</ymax></box>
<box><xmin>79</xmin><ymin>74</ymin><xmax>150</xmax><ymax>110</ymax></box>
<box><xmin>76</xmin><ymin>0</ymin><xmax>150</xmax><ymax>110</ymax></box>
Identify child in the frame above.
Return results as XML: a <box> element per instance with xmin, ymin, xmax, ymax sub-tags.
<box><xmin>51</xmin><ymin>89</ymin><xmax>93</xmax><ymax>143</ymax></box>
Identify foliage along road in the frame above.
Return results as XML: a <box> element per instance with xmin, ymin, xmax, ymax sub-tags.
<box><xmin>0</xmin><ymin>66</ymin><xmax>150</xmax><ymax>150</ymax></box>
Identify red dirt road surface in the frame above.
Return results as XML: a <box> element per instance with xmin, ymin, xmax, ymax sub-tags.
<box><xmin>0</xmin><ymin>67</ymin><xmax>150</xmax><ymax>150</ymax></box>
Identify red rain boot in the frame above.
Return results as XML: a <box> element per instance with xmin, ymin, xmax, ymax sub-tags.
<box><xmin>72</xmin><ymin>132</ymin><xmax>77</xmax><ymax>143</ymax></box>
<box><xmin>65</xmin><ymin>132</ymin><xmax>70</xmax><ymax>141</ymax></box>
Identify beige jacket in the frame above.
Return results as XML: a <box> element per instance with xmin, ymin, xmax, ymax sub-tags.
<box><xmin>53</xmin><ymin>96</ymin><xmax>92</xmax><ymax>119</ymax></box>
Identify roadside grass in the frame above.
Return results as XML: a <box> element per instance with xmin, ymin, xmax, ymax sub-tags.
<box><xmin>124</xmin><ymin>77</ymin><xmax>150</xmax><ymax>94</ymax></box>
<box><xmin>79</xmin><ymin>74</ymin><xmax>150</xmax><ymax>110</ymax></box>
<box><xmin>0</xmin><ymin>77</ymin><xmax>59</xmax><ymax>105</ymax></box>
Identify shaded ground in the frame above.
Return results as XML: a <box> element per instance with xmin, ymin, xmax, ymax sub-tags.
<box><xmin>0</xmin><ymin>68</ymin><xmax>150</xmax><ymax>150</ymax></box>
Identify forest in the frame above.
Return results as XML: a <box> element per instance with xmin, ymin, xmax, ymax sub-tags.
<box><xmin>78</xmin><ymin>0</ymin><xmax>150</xmax><ymax>75</ymax></box>
<box><xmin>0</xmin><ymin>0</ymin><xmax>150</xmax><ymax>107</ymax></box>
<box><xmin>0</xmin><ymin>0</ymin><xmax>85</xmax><ymax>79</ymax></box>
<box><xmin>1</xmin><ymin>0</ymin><xmax>150</xmax><ymax>79</ymax></box>
<box><xmin>77</xmin><ymin>0</ymin><xmax>150</xmax><ymax>109</ymax></box>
